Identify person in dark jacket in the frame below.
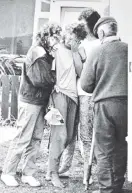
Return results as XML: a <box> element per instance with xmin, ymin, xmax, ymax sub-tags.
<box><xmin>81</xmin><ymin>17</ymin><xmax>128</xmax><ymax>193</ymax></box>
<box><xmin>1</xmin><ymin>24</ymin><xmax>61</xmax><ymax>187</ymax></box>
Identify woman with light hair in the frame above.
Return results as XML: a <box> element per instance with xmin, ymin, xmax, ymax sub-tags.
<box><xmin>1</xmin><ymin>23</ymin><xmax>61</xmax><ymax>187</ymax></box>
<box><xmin>45</xmin><ymin>22</ymin><xmax>88</xmax><ymax>188</ymax></box>
<box><xmin>58</xmin><ymin>8</ymin><xmax>101</xmax><ymax>186</ymax></box>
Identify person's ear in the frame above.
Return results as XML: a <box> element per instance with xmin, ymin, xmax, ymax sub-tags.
<box><xmin>97</xmin><ymin>28</ymin><xmax>105</xmax><ymax>40</ymax></box>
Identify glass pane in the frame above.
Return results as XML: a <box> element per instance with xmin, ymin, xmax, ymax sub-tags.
<box><xmin>0</xmin><ymin>0</ymin><xmax>34</xmax><ymax>55</ymax></box>
<box><xmin>38</xmin><ymin>18</ymin><xmax>49</xmax><ymax>31</ymax></box>
<box><xmin>103</xmin><ymin>5</ymin><xmax>110</xmax><ymax>16</ymax></box>
<box><xmin>41</xmin><ymin>2</ymin><xmax>50</xmax><ymax>12</ymax></box>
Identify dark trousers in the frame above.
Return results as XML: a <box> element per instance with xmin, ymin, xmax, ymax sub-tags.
<box><xmin>94</xmin><ymin>98</ymin><xmax>127</xmax><ymax>193</ymax></box>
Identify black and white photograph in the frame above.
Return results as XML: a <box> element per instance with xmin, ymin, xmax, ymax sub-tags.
<box><xmin>0</xmin><ymin>0</ymin><xmax>131</xmax><ymax>193</ymax></box>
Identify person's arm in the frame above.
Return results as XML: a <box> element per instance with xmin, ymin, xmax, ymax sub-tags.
<box><xmin>71</xmin><ymin>41</ymin><xmax>86</xmax><ymax>77</ymax></box>
<box><xmin>73</xmin><ymin>47</ymin><xmax>87</xmax><ymax>77</ymax></box>
<box><xmin>78</xmin><ymin>47</ymin><xmax>87</xmax><ymax>63</ymax></box>
<box><xmin>72</xmin><ymin>52</ymin><xmax>83</xmax><ymax>77</ymax></box>
<box><xmin>80</xmin><ymin>47</ymin><xmax>99</xmax><ymax>93</ymax></box>
<box><xmin>27</xmin><ymin>56</ymin><xmax>55</xmax><ymax>88</ymax></box>
<box><xmin>26</xmin><ymin>47</ymin><xmax>55</xmax><ymax>88</ymax></box>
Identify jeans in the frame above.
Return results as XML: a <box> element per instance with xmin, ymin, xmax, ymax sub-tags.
<box><xmin>2</xmin><ymin>101</ymin><xmax>45</xmax><ymax>176</ymax></box>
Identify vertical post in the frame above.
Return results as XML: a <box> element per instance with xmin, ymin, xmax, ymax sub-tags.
<box><xmin>33</xmin><ymin>0</ymin><xmax>41</xmax><ymax>44</ymax></box>
<box><xmin>11</xmin><ymin>0</ymin><xmax>17</xmax><ymax>54</ymax></box>
<box><xmin>49</xmin><ymin>0</ymin><xmax>61</xmax><ymax>23</ymax></box>
<box><xmin>10</xmin><ymin>76</ymin><xmax>20</xmax><ymax>120</ymax></box>
<box><xmin>1</xmin><ymin>75</ymin><xmax>10</xmax><ymax>119</ymax></box>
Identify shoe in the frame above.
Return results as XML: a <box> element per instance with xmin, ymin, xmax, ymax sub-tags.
<box><xmin>46</xmin><ymin>171</ymin><xmax>69</xmax><ymax>180</ymax></box>
<box><xmin>1</xmin><ymin>173</ymin><xmax>19</xmax><ymax>187</ymax></box>
<box><xmin>21</xmin><ymin>175</ymin><xmax>41</xmax><ymax>187</ymax></box>
<box><xmin>59</xmin><ymin>171</ymin><xmax>70</xmax><ymax>177</ymax></box>
<box><xmin>83</xmin><ymin>176</ymin><xmax>93</xmax><ymax>185</ymax></box>
<box><xmin>59</xmin><ymin>166</ymin><xmax>69</xmax><ymax>174</ymax></box>
<box><xmin>45</xmin><ymin>172</ymin><xmax>51</xmax><ymax>181</ymax></box>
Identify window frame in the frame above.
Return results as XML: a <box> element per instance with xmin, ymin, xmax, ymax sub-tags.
<box><xmin>33</xmin><ymin>0</ymin><xmax>50</xmax><ymax>43</ymax></box>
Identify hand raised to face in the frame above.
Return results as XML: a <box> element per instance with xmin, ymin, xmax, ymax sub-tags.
<box><xmin>71</xmin><ymin>39</ymin><xmax>81</xmax><ymax>52</ymax></box>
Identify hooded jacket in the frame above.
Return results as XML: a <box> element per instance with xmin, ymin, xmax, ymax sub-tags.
<box><xmin>19</xmin><ymin>46</ymin><xmax>55</xmax><ymax>106</ymax></box>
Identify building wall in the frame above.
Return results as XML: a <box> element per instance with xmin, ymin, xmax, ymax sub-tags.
<box><xmin>0</xmin><ymin>0</ymin><xmax>35</xmax><ymax>55</ymax></box>
<box><xmin>55</xmin><ymin>0</ymin><xmax>101</xmax><ymax>1</ymax></box>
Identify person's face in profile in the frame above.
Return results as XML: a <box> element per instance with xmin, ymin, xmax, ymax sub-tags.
<box><xmin>78</xmin><ymin>19</ymin><xmax>88</xmax><ymax>33</ymax></box>
<box><xmin>49</xmin><ymin>34</ymin><xmax>61</xmax><ymax>48</ymax></box>
<box><xmin>64</xmin><ymin>32</ymin><xmax>76</xmax><ymax>48</ymax></box>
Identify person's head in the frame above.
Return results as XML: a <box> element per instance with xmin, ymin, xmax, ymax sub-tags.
<box><xmin>93</xmin><ymin>17</ymin><xmax>118</xmax><ymax>41</ymax></box>
<box><xmin>62</xmin><ymin>23</ymin><xmax>87</xmax><ymax>48</ymax></box>
<box><xmin>38</xmin><ymin>23</ymin><xmax>61</xmax><ymax>53</ymax></box>
<box><xmin>39</xmin><ymin>24</ymin><xmax>50</xmax><ymax>52</ymax></box>
<box><xmin>35</xmin><ymin>32</ymin><xmax>41</xmax><ymax>44</ymax></box>
<box><xmin>78</xmin><ymin>8</ymin><xmax>100</xmax><ymax>36</ymax></box>
<box><xmin>48</xmin><ymin>23</ymin><xmax>62</xmax><ymax>48</ymax></box>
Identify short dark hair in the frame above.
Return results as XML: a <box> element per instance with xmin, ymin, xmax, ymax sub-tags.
<box><xmin>78</xmin><ymin>8</ymin><xmax>100</xmax><ymax>34</ymax></box>
<box><xmin>62</xmin><ymin>23</ymin><xmax>87</xmax><ymax>42</ymax></box>
<box><xmin>72</xmin><ymin>23</ymin><xmax>87</xmax><ymax>40</ymax></box>
<box><xmin>104</xmin><ymin>22</ymin><xmax>118</xmax><ymax>37</ymax></box>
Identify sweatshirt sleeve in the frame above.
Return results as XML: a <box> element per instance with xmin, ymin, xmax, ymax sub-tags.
<box><xmin>80</xmin><ymin>47</ymin><xmax>99</xmax><ymax>93</ymax></box>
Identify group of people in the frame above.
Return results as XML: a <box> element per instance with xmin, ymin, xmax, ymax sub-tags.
<box><xmin>0</xmin><ymin>8</ymin><xmax>127</xmax><ymax>193</ymax></box>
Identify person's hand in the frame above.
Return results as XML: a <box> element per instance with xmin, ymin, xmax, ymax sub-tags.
<box><xmin>50</xmin><ymin>44</ymin><xmax>58</xmax><ymax>57</ymax></box>
<box><xmin>71</xmin><ymin>39</ymin><xmax>81</xmax><ymax>52</ymax></box>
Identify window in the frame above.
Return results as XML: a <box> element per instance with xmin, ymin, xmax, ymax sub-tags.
<box><xmin>41</xmin><ymin>2</ymin><xmax>50</xmax><ymax>12</ymax></box>
<box><xmin>0</xmin><ymin>0</ymin><xmax>35</xmax><ymax>55</ymax></box>
<box><xmin>33</xmin><ymin>0</ymin><xmax>50</xmax><ymax>43</ymax></box>
<box><xmin>0</xmin><ymin>0</ymin><xmax>51</xmax><ymax>56</ymax></box>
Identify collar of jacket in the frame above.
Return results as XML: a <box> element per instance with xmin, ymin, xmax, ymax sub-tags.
<box><xmin>101</xmin><ymin>36</ymin><xmax>121</xmax><ymax>44</ymax></box>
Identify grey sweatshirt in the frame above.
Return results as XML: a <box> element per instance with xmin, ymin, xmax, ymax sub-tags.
<box><xmin>81</xmin><ymin>37</ymin><xmax>128</xmax><ymax>102</ymax></box>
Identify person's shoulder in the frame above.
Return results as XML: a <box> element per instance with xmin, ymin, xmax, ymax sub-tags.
<box><xmin>91</xmin><ymin>42</ymin><xmax>102</xmax><ymax>54</ymax></box>
<box><xmin>32</xmin><ymin>45</ymin><xmax>46</xmax><ymax>55</ymax></box>
<box><xmin>31</xmin><ymin>46</ymin><xmax>46</xmax><ymax>62</ymax></box>
<box><xmin>80</xmin><ymin>38</ymin><xmax>100</xmax><ymax>51</ymax></box>
<box><xmin>119</xmin><ymin>41</ymin><xmax>128</xmax><ymax>48</ymax></box>
<box><xmin>55</xmin><ymin>43</ymin><xmax>64</xmax><ymax>53</ymax></box>
<box><xmin>92</xmin><ymin>39</ymin><xmax>101</xmax><ymax>46</ymax></box>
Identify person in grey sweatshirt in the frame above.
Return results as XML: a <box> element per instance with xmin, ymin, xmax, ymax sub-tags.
<box><xmin>81</xmin><ymin>17</ymin><xmax>128</xmax><ymax>193</ymax></box>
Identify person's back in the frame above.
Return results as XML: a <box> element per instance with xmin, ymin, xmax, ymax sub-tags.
<box><xmin>77</xmin><ymin>38</ymin><xmax>100</xmax><ymax>96</ymax></box>
<box><xmin>91</xmin><ymin>40</ymin><xmax>128</xmax><ymax>102</ymax></box>
<box><xmin>19</xmin><ymin>45</ymin><xmax>55</xmax><ymax>106</ymax></box>
<box><xmin>81</xmin><ymin>17</ymin><xmax>128</xmax><ymax>193</ymax></box>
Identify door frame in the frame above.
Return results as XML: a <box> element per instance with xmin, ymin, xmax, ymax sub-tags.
<box><xmin>49</xmin><ymin>0</ymin><xmax>109</xmax><ymax>24</ymax></box>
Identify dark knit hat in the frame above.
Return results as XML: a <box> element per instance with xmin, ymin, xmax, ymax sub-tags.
<box><xmin>93</xmin><ymin>17</ymin><xmax>117</xmax><ymax>36</ymax></box>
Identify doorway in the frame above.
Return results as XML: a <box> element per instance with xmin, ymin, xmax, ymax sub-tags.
<box><xmin>61</xmin><ymin>7</ymin><xmax>85</xmax><ymax>29</ymax></box>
